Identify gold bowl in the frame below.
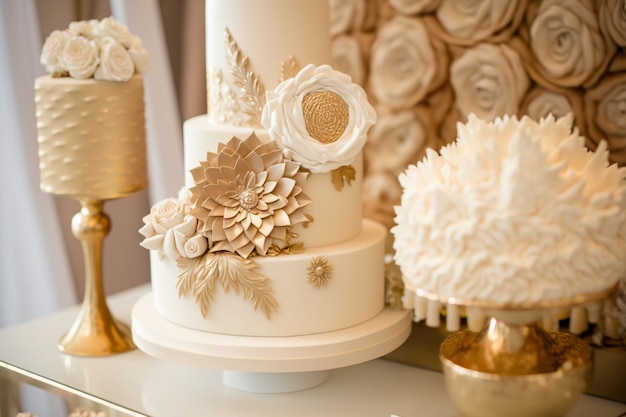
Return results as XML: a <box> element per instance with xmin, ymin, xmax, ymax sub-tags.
<box><xmin>440</xmin><ymin>328</ymin><xmax>593</xmax><ymax>417</ymax></box>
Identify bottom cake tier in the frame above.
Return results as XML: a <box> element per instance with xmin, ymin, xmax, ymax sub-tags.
<box><xmin>149</xmin><ymin>219</ymin><xmax>388</xmax><ymax>337</ymax></box>
<box><xmin>132</xmin><ymin>291</ymin><xmax>411</xmax><ymax>392</ymax></box>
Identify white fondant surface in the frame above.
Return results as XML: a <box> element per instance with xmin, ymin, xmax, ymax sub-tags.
<box><xmin>132</xmin><ymin>291</ymin><xmax>412</xmax><ymax>373</ymax></box>
<box><xmin>206</xmin><ymin>0</ymin><xmax>331</xmax><ymax>93</ymax></box>
<box><xmin>150</xmin><ymin>219</ymin><xmax>387</xmax><ymax>337</ymax></box>
<box><xmin>183</xmin><ymin>115</ymin><xmax>363</xmax><ymax>248</ymax></box>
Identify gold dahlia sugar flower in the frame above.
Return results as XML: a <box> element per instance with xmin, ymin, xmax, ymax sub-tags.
<box><xmin>189</xmin><ymin>134</ymin><xmax>311</xmax><ymax>258</ymax></box>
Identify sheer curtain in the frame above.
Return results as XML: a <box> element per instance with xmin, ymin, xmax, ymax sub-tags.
<box><xmin>0</xmin><ymin>2</ymin><xmax>75</xmax><ymax>415</ymax></box>
<box><xmin>0</xmin><ymin>0</ymin><xmax>76</xmax><ymax>328</ymax></box>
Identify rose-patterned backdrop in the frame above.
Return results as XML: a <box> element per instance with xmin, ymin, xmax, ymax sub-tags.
<box><xmin>329</xmin><ymin>0</ymin><xmax>626</xmax><ymax>230</ymax></box>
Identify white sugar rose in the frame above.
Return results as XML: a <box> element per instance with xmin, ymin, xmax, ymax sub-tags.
<box><xmin>128</xmin><ymin>34</ymin><xmax>149</xmax><ymax>74</ymax></box>
<box><xmin>39</xmin><ymin>17</ymin><xmax>147</xmax><ymax>80</ymax></box>
<box><xmin>530</xmin><ymin>0</ymin><xmax>606</xmax><ymax>87</ymax></box>
<box><xmin>67</xmin><ymin>19</ymin><xmax>97</xmax><ymax>38</ymax></box>
<box><xmin>169</xmin><ymin>215</ymin><xmax>207</xmax><ymax>260</ymax></box>
<box><xmin>436</xmin><ymin>0</ymin><xmax>521</xmax><ymax>42</ymax></box>
<box><xmin>370</xmin><ymin>16</ymin><xmax>436</xmax><ymax>110</ymax></box>
<box><xmin>40</xmin><ymin>30</ymin><xmax>69</xmax><ymax>76</ymax></box>
<box><xmin>182</xmin><ymin>233</ymin><xmax>209</xmax><ymax>259</ymax></box>
<box><xmin>60</xmin><ymin>36</ymin><xmax>99</xmax><ymax>79</ymax></box>
<box><xmin>450</xmin><ymin>43</ymin><xmax>529</xmax><ymax>121</ymax></box>
<box><xmin>261</xmin><ymin>64</ymin><xmax>376</xmax><ymax>173</ymax></box>
<box><xmin>96</xmin><ymin>16</ymin><xmax>133</xmax><ymax>48</ymax></box>
<box><xmin>94</xmin><ymin>37</ymin><xmax>135</xmax><ymax>81</ymax></box>
<box><xmin>139</xmin><ymin>195</ymin><xmax>194</xmax><ymax>260</ymax></box>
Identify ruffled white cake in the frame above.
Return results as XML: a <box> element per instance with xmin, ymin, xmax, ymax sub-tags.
<box><xmin>139</xmin><ymin>0</ymin><xmax>388</xmax><ymax>337</ymax></box>
<box><xmin>393</xmin><ymin>114</ymin><xmax>626</xmax><ymax>306</ymax></box>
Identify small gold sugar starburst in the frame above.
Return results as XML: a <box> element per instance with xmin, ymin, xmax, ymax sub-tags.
<box><xmin>306</xmin><ymin>257</ymin><xmax>334</xmax><ymax>289</ymax></box>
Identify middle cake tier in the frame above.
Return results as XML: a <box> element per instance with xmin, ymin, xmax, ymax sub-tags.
<box><xmin>184</xmin><ymin>115</ymin><xmax>364</xmax><ymax>248</ymax></box>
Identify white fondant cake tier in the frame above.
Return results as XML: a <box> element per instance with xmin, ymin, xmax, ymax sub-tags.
<box><xmin>183</xmin><ymin>115</ymin><xmax>363</xmax><ymax>247</ymax></box>
<box><xmin>206</xmin><ymin>0</ymin><xmax>331</xmax><ymax>108</ymax></box>
<box><xmin>150</xmin><ymin>219</ymin><xmax>387</xmax><ymax>337</ymax></box>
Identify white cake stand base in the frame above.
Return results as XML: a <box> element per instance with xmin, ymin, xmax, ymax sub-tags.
<box><xmin>132</xmin><ymin>292</ymin><xmax>411</xmax><ymax>393</ymax></box>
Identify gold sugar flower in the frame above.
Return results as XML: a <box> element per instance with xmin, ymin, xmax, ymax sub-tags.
<box><xmin>189</xmin><ymin>133</ymin><xmax>311</xmax><ymax>258</ymax></box>
<box><xmin>307</xmin><ymin>257</ymin><xmax>333</xmax><ymax>289</ymax></box>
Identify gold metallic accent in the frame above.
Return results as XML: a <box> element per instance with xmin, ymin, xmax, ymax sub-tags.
<box><xmin>302</xmin><ymin>90</ymin><xmax>349</xmax><ymax>144</ymax></box>
<box><xmin>331</xmin><ymin>165</ymin><xmax>356</xmax><ymax>191</ymax></box>
<box><xmin>440</xmin><ymin>326</ymin><xmax>592</xmax><ymax>417</ymax></box>
<box><xmin>224</xmin><ymin>28</ymin><xmax>265</xmax><ymax>128</ymax></box>
<box><xmin>35</xmin><ymin>75</ymin><xmax>147</xmax><ymax>199</ymax></box>
<box><xmin>306</xmin><ymin>257</ymin><xmax>333</xmax><ymax>289</ymax></box>
<box><xmin>281</xmin><ymin>55</ymin><xmax>301</xmax><ymax>81</ymax></box>
<box><xmin>430</xmin><ymin>285</ymin><xmax>618</xmax><ymax>417</ymax></box>
<box><xmin>57</xmin><ymin>200</ymin><xmax>136</xmax><ymax>356</ymax></box>
<box><xmin>177</xmin><ymin>252</ymin><xmax>279</xmax><ymax>320</ymax></box>
<box><xmin>35</xmin><ymin>74</ymin><xmax>147</xmax><ymax>355</ymax></box>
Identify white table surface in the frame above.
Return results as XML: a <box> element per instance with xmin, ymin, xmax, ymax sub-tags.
<box><xmin>1</xmin><ymin>284</ymin><xmax>624</xmax><ymax>417</ymax></box>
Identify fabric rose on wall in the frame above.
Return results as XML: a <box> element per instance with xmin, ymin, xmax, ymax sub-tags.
<box><xmin>429</xmin><ymin>0</ymin><xmax>526</xmax><ymax>46</ymax></box>
<box><xmin>332</xmin><ymin>35</ymin><xmax>366</xmax><ymax>87</ymax></box>
<box><xmin>370</xmin><ymin>16</ymin><xmax>447</xmax><ymax>110</ymax></box>
<box><xmin>528</xmin><ymin>0</ymin><xmax>614</xmax><ymax>88</ymax></box>
<box><xmin>329</xmin><ymin>0</ymin><xmax>371</xmax><ymax>36</ymax></box>
<box><xmin>388</xmin><ymin>0</ymin><xmax>440</xmax><ymax>16</ymax></box>
<box><xmin>363</xmin><ymin>171</ymin><xmax>403</xmax><ymax>229</ymax></box>
<box><xmin>598</xmin><ymin>0</ymin><xmax>626</xmax><ymax>47</ymax></box>
<box><xmin>450</xmin><ymin>42</ymin><xmax>530</xmax><ymax>121</ymax></box>
<box><xmin>585</xmin><ymin>72</ymin><xmax>626</xmax><ymax>166</ymax></box>
<box><xmin>365</xmin><ymin>110</ymin><xmax>428</xmax><ymax>175</ymax></box>
<box><xmin>520</xmin><ymin>86</ymin><xmax>587</xmax><ymax>139</ymax></box>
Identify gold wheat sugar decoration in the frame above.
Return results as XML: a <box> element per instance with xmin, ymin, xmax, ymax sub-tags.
<box><xmin>302</xmin><ymin>90</ymin><xmax>349</xmax><ymax>144</ymax></box>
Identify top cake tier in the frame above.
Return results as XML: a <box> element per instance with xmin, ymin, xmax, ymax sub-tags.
<box><xmin>205</xmin><ymin>0</ymin><xmax>332</xmax><ymax>127</ymax></box>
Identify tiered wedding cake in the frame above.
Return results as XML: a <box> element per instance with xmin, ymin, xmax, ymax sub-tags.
<box><xmin>139</xmin><ymin>0</ymin><xmax>389</xmax><ymax>337</ymax></box>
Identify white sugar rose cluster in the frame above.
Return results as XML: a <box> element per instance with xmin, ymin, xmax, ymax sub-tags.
<box><xmin>40</xmin><ymin>16</ymin><xmax>148</xmax><ymax>81</ymax></box>
<box><xmin>139</xmin><ymin>188</ymin><xmax>208</xmax><ymax>260</ymax></box>
<box><xmin>392</xmin><ymin>114</ymin><xmax>626</xmax><ymax>305</ymax></box>
<box><xmin>262</xmin><ymin>64</ymin><xmax>376</xmax><ymax>173</ymax></box>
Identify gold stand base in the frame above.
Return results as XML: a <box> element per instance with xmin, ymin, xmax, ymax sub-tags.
<box><xmin>58</xmin><ymin>304</ymin><xmax>135</xmax><ymax>356</ymax></box>
<box><xmin>58</xmin><ymin>199</ymin><xmax>136</xmax><ymax>356</ymax></box>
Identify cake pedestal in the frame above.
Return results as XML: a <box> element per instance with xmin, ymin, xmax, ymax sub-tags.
<box><xmin>411</xmin><ymin>284</ymin><xmax>617</xmax><ymax>417</ymax></box>
<box><xmin>131</xmin><ymin>292</ymin><xmax>411</xmax><ymax>393</ymax></box>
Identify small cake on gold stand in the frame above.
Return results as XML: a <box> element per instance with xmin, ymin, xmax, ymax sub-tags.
<box><xmin>34</xmin><ymin>17</ymin><xmax>149</xmax><ymax>356</ymax></box>
<box><xmin>392</xmin><ymin>114</ymin><xmax>626</xmax><ymax>417</ymax></box>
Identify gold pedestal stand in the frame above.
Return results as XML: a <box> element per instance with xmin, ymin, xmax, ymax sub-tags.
<box><xmin>57</xmin><ymin>199</ymin><xmax>135</xmax><ymax>356</ymax></box>
<box><xmin>413</xmin><ymin>285</ymin><xmax>617</xmax><ymax>417</ymax></box>
<box><xmin>35</xmin><ymin>74</ymin><xmax>148</xmax><ymax>356</ymax></box>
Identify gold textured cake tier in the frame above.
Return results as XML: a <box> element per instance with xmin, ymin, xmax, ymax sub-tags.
<box><xmin>35</xmin><ymin>74</ymin><xmax>147</xmax><ymax>199</ymax></box>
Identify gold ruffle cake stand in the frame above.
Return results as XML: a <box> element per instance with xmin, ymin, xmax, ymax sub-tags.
<box><xmin>131</xmin><ymin>292</ymin><xmax>411</xmax><ymax>393</ymax></box>
<box><xmin>407</xmin><ymin>283</ymin><xmax>618</xmax><ymax>417</ymax></box>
